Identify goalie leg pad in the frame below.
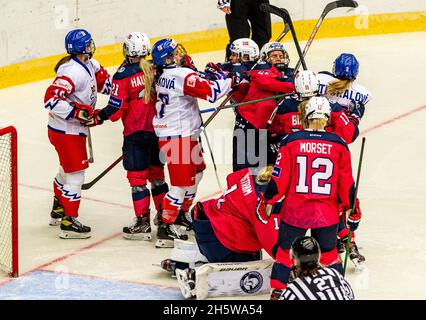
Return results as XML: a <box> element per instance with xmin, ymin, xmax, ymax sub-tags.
<box><xmin>194</xmin><ymin>259</ymin><xmax>274</xmax><ymax>300</ymax></box>
<box><xmin>170</xmin><ymin>239</ymin><xmax>208</xmax><ymax>268</ymax></box>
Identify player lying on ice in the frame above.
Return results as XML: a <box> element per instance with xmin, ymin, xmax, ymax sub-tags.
<box><xmin>159</xmin><ymin>166</ymin><xmax>282</xmax><ymax>299</ymax></box>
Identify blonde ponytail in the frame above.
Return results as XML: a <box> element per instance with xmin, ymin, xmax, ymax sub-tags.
<box><xmin>326</xmin><ymin>79</ymin><xmax>352</xmax><ymax>97</ymax></box>
<box><xmin>307</xmin><ymin>118</ymin><xmax>328</xmax><ymax>131</ymax></box>
<box><xmin>139</xmin><ymin>58</ymin><xmax>155</xmax><ymax>103</ymax></box>
<box><xmin>255</xmin><ymin>166</ymin><xmax>274</xmax><ymax>185</ymax></box>
<box><xmin>298</xmin><ymin>100</ymin><xmax>309</xmax><ymax>128</ymax></box>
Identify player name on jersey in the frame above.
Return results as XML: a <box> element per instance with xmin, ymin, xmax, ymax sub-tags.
<box><xmin>240</xmin><ymin>173</ymin><xmax>253</xmax><ymax>197</ymax></box>
<box><xmin>300</xmin><ymin>142</ymin><xmax>333</xmax><ymax>155</ymax></box>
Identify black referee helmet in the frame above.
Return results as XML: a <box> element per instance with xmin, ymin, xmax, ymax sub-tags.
<box><xmin>290</xmin><ymin>236</ymin><xmax>321</xmax><ymax>269</ymax></box>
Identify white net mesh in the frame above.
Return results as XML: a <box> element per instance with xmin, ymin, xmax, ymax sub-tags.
<box><xmin>0</xmin><ymin>130</ymin><xmax>13</xmax><ymax>275</ymax></box>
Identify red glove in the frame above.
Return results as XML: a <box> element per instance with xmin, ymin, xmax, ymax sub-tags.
<box><xmin>95</xmin><ymin>66</ymin><xmax>110</xmax><ymax>92</ymax></box>
<box><xmin>256</xmin><ymin>193</ymin><xmax>271</xmax><ymax>225</ymax></box>
<box><xmin>346</xmin><ymin>199</ymin><xmax>362</xmax><ymax>231</ymax></box>
<box><xmin>86</xmin><ymin>109</ymin><xmax>104</xmax><ymax>127</ymax></box>
<box><xmin>70</xmin><ymin>102</ymin><xmax>94</xmax><ymax>122</ymax></box>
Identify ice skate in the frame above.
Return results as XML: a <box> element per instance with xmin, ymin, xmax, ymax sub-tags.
<box><xmin>122</xmin><ymin>213</ymin><xmax>151</xmax><ymax>240</ymax></box>
<box><xmin>59</xmin><ymin>216</ymin><xmax>91</xmax><ymax>239</ymax></box>
<box><xmin>155</xmin><ymin>222</ymin><xmax>188</xmax><ymax>248</ymax></box>
<box><xmin>349</xmin><ymin>243</ymin><xmax>366</xmax><ymax>270</ymax></box>
<box><xmin>176</xmin><ymin>268</ymin><xmax>196</xmax><ymax>299</ymax></box>
<box><xmin>49</xmin><ymin>196</ymin><xmax>64</xmax><ymax>226</ymax></box>
<box><xmin>174</xmin><ymin>210</ymin><xmax>193</xmax><ymax>231</ymax></box>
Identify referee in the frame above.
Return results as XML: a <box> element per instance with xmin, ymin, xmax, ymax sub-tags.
<box><xmin>217</xmin><ymin>0</ymin><xmax>271</xmax><ymax>60</ymax></box>
<box><xmin>272</xmin><ymin>236</ymin><xmax>355</xmax><ymax>300</ymax></box>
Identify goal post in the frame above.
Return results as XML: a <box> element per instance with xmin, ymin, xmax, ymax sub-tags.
<box><xmin>0</xmin><ymin>126</ymin><xmax>18</xmax><ymax>277</ymax></box>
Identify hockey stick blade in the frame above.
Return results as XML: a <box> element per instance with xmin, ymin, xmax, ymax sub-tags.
<box><xmin>325</xmin><ymin>0</ymin><xmax>358</xmax><ymax>14</ymax></box>
<box><xmin>260</xmin><ymin>3</ymin><xmax>290</xmax><ymax>22</ymax></box>
<box><xmin>81</xmin><ymin>155</ymin><xmax>123</xmax><ymax>190</ymax></box>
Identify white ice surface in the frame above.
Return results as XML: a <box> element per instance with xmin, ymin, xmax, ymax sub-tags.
<box><xmin>0</xmin><ymin>32</ymin><xmax>426</xmax><ymax>299</ymax></box>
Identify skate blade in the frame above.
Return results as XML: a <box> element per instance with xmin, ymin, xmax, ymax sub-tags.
<box><xmin>351</xmin><ymin>259</ymin><xmax>366</xmax><ymax>272</ymax></box>
<box><xmin>122</xmin><ymin>233</ymin><xmax>152</xmax><ymax>241</ymax></box>
<box><xmin>49</xmin><ymin>218</ymin><xmax>62</xmax><ymax>226</ymax></box>
<box><xmin>155</xmin><ymin>239</ymin><xmax>174</xmax><ymax>248</ymax></box>
<box><xmin>59</xmin><ymin>230</ymin><xmax>91</xmax><ymax>239</ymax></box>
<box><xmin>176</xmin><ymin>269</ymin><xmax>195</xmax><ymax>299</ymax></box>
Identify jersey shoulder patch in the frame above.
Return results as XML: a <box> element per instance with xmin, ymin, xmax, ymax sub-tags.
<box><xmin>113</xmin><ymin>63</ymin><xmax>142</xmax><ymax>80</ymax></box>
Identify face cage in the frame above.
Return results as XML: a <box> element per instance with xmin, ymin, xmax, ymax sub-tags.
<box><xmin>84</xmin><ymin>39</ymin><xmax>96</xmax><ymax>58</ymax></box>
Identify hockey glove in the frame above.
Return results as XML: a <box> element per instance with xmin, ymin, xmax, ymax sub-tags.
<box><xmin>349</xmin><ymin>99</ymin><xmax>365</xmax><ymax>120</ymax></box>
<box><xmin>256</xmin><ymin>193</ymin><xmax>272</xmax><ymax>224</ymax></box>
<box><xmin>70</xmin><ymin>102</ymin><xmax>94</xmax><ymax>123</ymax></box>
<box><xmin>86</xmin><ymin>109</ymin><xmax>104</xmax><ymax>127</ymax></box>
<box><xmin>346</xmin><ymin>199</ymin><xmax>362</xmax><ymax>231</ymax></box>
<box><xmin>228</xmin><ymin>72</ymin><xmax>248</xmax><ymax>90</ymax></box>
<box><xmin>204</xmin><ymin>62</ymin><xmax>227</xmax><ymax>80</ymax></box>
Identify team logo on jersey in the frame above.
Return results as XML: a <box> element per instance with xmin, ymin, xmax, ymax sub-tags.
<box><xmin>272</xmin><ymin>167</ymin><xmax>281</xmax><ymax>178</ymax></box>
<box><xmin>240</xmin><ymin>271</ymin><xmax>263</xmax><ymax>294</ymax></box>
<box><xmin>187</xmin><ymin>75</ymin><xmax>196</xmax><ymax>88</ymax></box>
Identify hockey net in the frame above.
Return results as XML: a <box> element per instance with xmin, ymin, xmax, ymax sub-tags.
<box><xmin>0</xmin><ymin>126</ymin><xmax>18</xmax><ymax>277</ymax></box>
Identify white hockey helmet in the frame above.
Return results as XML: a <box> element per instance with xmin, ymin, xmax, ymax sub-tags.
<box><xmin>295</xmin><ymin>70</ymin><xmax>320</xmax><ymax>98</ymax></box>
<box><xmin>123</xmin><ymin>32</ymin><xmax>151</xmax><ymax>58</ymax></box>
<box><xmin>230</xmin><ymin>38</ymin><xmax>260</xmax><ymax>62</ymax></box>
<box><xmin>260</xmin><ymin>42</ymin><xmax>288</xmax><ymax>61</ymax></box>
<box><xmin>304</xmin><ymin>96</ymin><xmax>331</xmax><ymax>121</ymax></box>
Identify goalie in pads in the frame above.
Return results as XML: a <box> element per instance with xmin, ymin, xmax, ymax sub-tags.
<box><xmin>162</xmin><ymin>166</ymin><xmax>281</xmax><ymax>299</ymax></box>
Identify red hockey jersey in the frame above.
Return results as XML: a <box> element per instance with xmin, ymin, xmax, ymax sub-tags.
<box><xmin>267</xmin><ymin>130</ymin><xmax>355</xmax><ymax>229</ymax></box>
<box><xmin>203</xmin><ymin>168</ymin><xmax>279</xmax><ymax>257</ymax></box>
<box><xmin>237</xmin><ymin>64</ymin><xmax>294</xmax><ymax>129</ymax></box>
<box><xmin>106</xmin><ymin>62</ymin><xmax>156</xmax><ymax>136</ymax></box>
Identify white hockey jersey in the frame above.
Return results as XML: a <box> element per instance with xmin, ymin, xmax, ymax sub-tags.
<box><xmin>317</xmin><ymin>72</ymin><xmax>372</xmax><ymax>109</ymax></box>
<box><xmin>44</xmin><ymin>57</ymin><xmax>111</xmax><ymax>136</ymax></box>
<box><xmin>153</xmin><ymin>65</ymin><xmax>233</xmax><ymax>138</ymax></box>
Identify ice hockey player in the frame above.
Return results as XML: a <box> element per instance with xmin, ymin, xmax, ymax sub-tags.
<box><xmin>44</xmin><ymin>29</ymin><xmax>111</xmax><ymax>239</ymax></box>
<box><xmin>268</xmin><ymin>70</ymin><xmax>365</xmax><ymax>267</ymax></box>
<box><xmin>260</xmin><ymin>96</ymin><xmax>359</xmax><ymax>297</ymax></box>
<box><xmin>268</xmin><ymin>70</ymin><xmax>360</xmax><ymax>163</ymax></box>
<box><xmin>149</xmin><ymin>38</ymin><xmax>244</xmax><ymax>248</ymax></box>
<box><xmin>318</xmin><ymin>53</ymin><xmax>370</xmax><ymax>265</ymax></box>
<box><xmin>272</xmin><ymin>236</ymin><xmax>354</xmax><ymax>300</ymax></box>
<box><xmin>86</xmin><ymin>32</ymin><xmax>169</xmax><ymax>241</ymax></box>
<box><xmin>318</xmin><ymin>53</ymin><xmax>371</xmax><ymax>122</ymax></box>
<box><xmin>204</xmin><ymin>37</ymin><xmax>259</xmax><ymax>104</ymax></box>
<box><xmin>163</xmin><ymin>166</ymin><xmax>281</xmax><ymax>299</ymax></box>
<box><xmin>232</xmin><ymin>41</ymin><xmax>295</xmax><ymax>172</ymax></box>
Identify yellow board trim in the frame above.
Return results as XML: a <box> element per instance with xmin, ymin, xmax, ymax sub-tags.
<box><xmin>1</xmin><ymin>11</ymin><xmax>425</xmax><ymax>90</ymax></box>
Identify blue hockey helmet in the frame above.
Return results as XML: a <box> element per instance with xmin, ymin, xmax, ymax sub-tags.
<box><xmin>151</xmin><ymin>38</ymin><xmax>178</xmax><ymax>66</ymax></box>
<box><xmin>333</xmin><ymin>53</ymin><xmax>359</xmax><ymax>80</ymax></box>
<box><xmin>65</xmin><ymin>29</ymin><xmax>95</xmax><ymax>57</ymax></box>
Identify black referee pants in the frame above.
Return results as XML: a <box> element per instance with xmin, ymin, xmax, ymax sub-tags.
<box><xmin>225</xmin><ymin>0</ymin><xmax>272</xmax><ymax>60</ymax></box>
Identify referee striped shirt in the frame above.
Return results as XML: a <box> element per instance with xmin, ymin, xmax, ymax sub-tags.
<box><xmin>281</xmin><ymin>267</ymin><xmax>354</xmax><ymax>300</ymax></box>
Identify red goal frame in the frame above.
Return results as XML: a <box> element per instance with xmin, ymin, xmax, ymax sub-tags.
<box><xmin>0</xmin><ymin>126</ymin><xmax>18</xmax><ymax>277</ymax></box>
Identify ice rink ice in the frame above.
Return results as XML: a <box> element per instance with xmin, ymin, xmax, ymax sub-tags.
<box><xmin>0</xmin><ymin>32</ymin><xmax>426</xmax><ymax>300</ymax></box>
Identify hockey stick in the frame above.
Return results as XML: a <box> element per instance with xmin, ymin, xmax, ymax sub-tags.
<box><xmin>343</xmin><ymin>136</ymin><xmax>366</xmax><ymax>276</ymax></box>
<box><xmin>87</xmin><ymin>127</ymin><xmax>94</xmax><ymax>163</ymax></box>
<box><xmin>260</xmin><ymin>4</ymin><xmax>307</xmax><ymax>129</ymax></box>
<box><xmin>199</xmin><ymin>116</ymin><xmax>224</xmax><ymax>192</ymax></box>
<box><xmin>294</xmin><ymin>0</ymin><xmax>359</xmax><ymax>72</ymax></box>
<box><xmin>82</xmin><ymin>155</ymin><xmax>123</xmax><ymax>190</ymax></box>
<box><xmin>261</xmin><ymin>4</ymin><xmax>307</xmax><ymax>71</ymax></box>
<box><xmin>264</xmin><ymin>1</ymin><xmax>358</xmax><ymax>128</ymax></box>
<box><xmin>203</xmin><ymin>11</ymin><xmax>290</xmax><ymax>128</ymax></box>
<box><xmin>201</xmin><ymin>92</ymin><xmax>294</xmax><ymax>114</ymax></box>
